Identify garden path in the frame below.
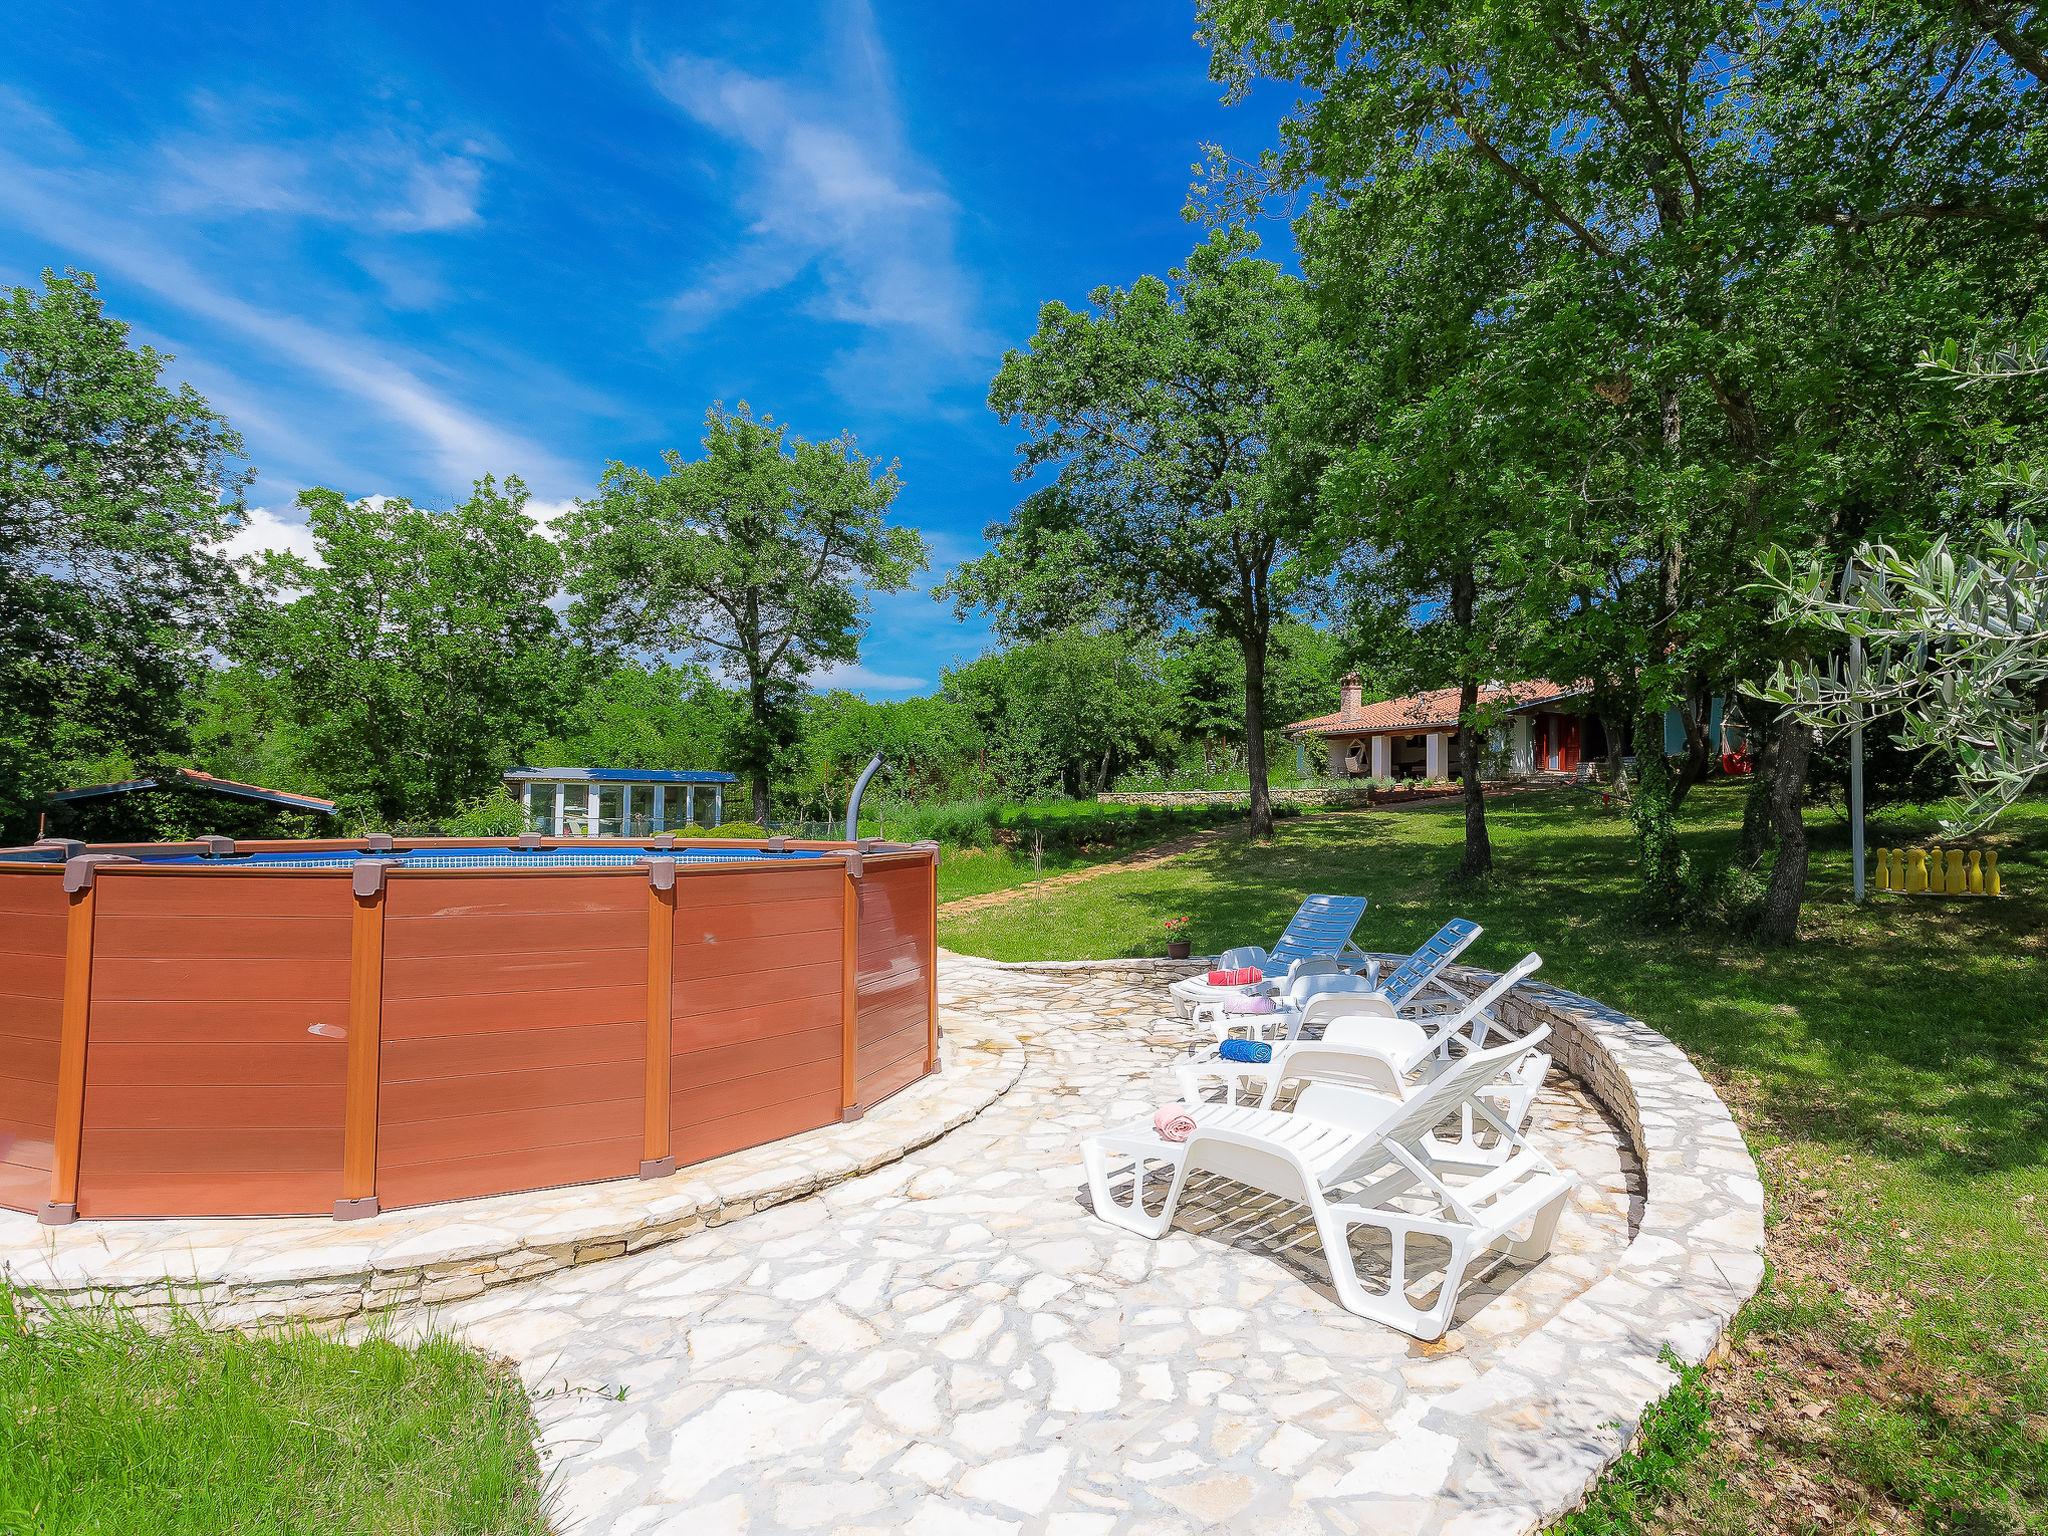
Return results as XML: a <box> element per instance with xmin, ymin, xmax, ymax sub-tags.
<box><xmin>938</xmin><ymin>823</ymin><xmax>1247</xmax><ymax>917</ymax></box>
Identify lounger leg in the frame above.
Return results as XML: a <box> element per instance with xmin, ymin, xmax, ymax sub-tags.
<box><xmin>1083</xmin><ymin>1138</ymin><xmax>1191</xmax><ymax>1240</ymax></box>
<box><xmin>1500</xmin><ymin>1180</ymin><xmax>1571</xmax><ymax>1263</ymax></box>
<box><xmin>1311</xmin><ymin>1200</ymin><xmax>1473</xmax><ymax>1341</ymax></box>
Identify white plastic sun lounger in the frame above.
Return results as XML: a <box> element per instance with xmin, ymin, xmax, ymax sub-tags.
<box><xmin>1188</xmin><ymin>918</ymin><xmax>1482</xmax><ymax>1043</ymax></box>
<box><xmin>1167</xmin><ymin>895</ymin><xmax>1369</xmax><ymax>1012</ymax></box>
<box><xmin>1084</xmin><ymin>1035</ymin><xmax>1575</xmax><ymax>1339</ymax></box>
<box><xmin>1176</xmin><ymin>956</ymin><xmax>1549</xmax><ymax>1154</ymax></box>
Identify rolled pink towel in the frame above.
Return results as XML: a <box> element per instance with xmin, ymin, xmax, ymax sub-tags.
<box><xmin>1153</xmin><ymin>1104</ymin><xmax>1197</xmax><ymax>1143</ymax></box>
<box><xmin>1206</xmin><ymin>966</ymin><xmax>1263</xmax><ymax>986</ymax></box>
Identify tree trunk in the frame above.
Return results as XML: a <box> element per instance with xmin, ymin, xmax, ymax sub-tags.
<box><xmin>1737</xmin><ymin>704</ymin><xmax>1779</xmax><ymax>867</ymax></box>
<box><xmin>1630</xmin><ymin>702</ymin><xmax>1689</xmax><ymax>921</ymax></box>
<box><xmin>1455</xmin><ymin>677</ymin><xmax>1493</xmax><ymax>879</ymax></box>
<box><xmin>1448</xmin><ymin>566</ymin><xmax>1490</xmax><ymax>878</ymax></box>
<box><xmin>1602</xmin><ymin>709</ymin><xmax>1628</xmax><ymax>784</ymax></box>
<box><xmin>1668</xmin><ymin>691</ymin><xmax>1714</xmax><ymax>810</ymax></box>
<box><xmin>745</xmin><ymin>668</ymin><xmax>773</xmax><ymax>824</ymax></box>
<box><xmin>1754</xmin><ymin>712</ymin><xmax>1813</xmax><ymax>943</ymax></box>
<box><xmin>1240</xmin><ymin>630</ymin><xmax>1274</xmax><ymax>839</ymax></box>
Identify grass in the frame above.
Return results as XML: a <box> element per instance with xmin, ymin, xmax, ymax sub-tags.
<box><xmin>942</xmin><ymin>785</ymin><xmax>2048</xmax><ymax>1533</ymax></box>
<box><xmin>0</xmin><ymin>1288</ymin><xmax>550</xmax><ymax>1536</ymax></box>
<box><xmin>937</xmin><ymin>842</ymin><xmax>1102</xmax><ymax>903</ymax></box>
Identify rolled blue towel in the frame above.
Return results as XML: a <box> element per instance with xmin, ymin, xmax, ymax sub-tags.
<box><xmin>1218</xmin><ymin>1038</ymin><xmax>1273</xmax><ymax>1064</ymax></box>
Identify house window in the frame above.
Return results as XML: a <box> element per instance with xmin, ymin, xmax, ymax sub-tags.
<box><xmin>560</xmin><ymin>785</ymin><xmax>590</xmax><ymax>834</ymax></box>
<box><xmin>523</xmin><ymin>782</ymin><xmax>555</xmax><ymax>833</ymax></box>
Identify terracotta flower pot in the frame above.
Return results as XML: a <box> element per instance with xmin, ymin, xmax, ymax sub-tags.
<box><xmin>1167</xmin><ymin>940</ymin><xmax>1192</xmax><ymax>960</ymax></box>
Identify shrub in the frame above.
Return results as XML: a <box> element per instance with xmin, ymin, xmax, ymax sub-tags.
<box><xmin>438</xmin><ymin>790</ymin><xmax>527</xmax><ymax>838</ymax></box>
<box><xmin>701</xmin><ymin>820</ymin><xmax>770</xmax><ymax>839</ymax></box>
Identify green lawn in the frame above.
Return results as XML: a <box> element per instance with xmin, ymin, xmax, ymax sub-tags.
<box><xmin>943</xmin><ymin>786</ymin><xmax>2048</xmax><ymax>1534</ymax></box>
<box><xmin>0</xmin><ymin>1289</ymin><xmax>550</xmax><ymax>1536</ymax></box>
<box><xmin>937</xmin><ymin>842</ymin><xmax>1099</xmax><ymax>903</ymax></box>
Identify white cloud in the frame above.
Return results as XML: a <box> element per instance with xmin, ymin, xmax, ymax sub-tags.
<box><xmin>0</xmin><ymin>143</ymin><xmax>577</xmax><ymax>496</ymax></box>
<box><xmin>154</xmin><ymin>113</ymin><xmax>487</xmax><ymax>235</ymax></box>
<box><xmin>521</xmin><ymin>496</ymin><xmax>579</xmax><ymax>540</ymax></box>
<box><xmin>649</xmin><ymin>5</ymin><xmax>992</xmax><ymax>404</ymax></box>
<box><xmin>810</xmin><ymin>660</ymin><xmax>928</xmax><ymax>693</ymax></box>
<box><xmin>380</xmin><ymin>154</ymin><xmax>484</xmax><ymax>233</ymax></box>
<box><xmin>217</xmin><ymin>504</ymin><xmax>322</xmax><ymax>567</ymax></box>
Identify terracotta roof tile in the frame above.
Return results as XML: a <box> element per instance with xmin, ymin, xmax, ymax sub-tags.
<box><xmin>1286</xmin><ymin>680</ymin><xmax>1584</xmax><ymax>736</ymax></box>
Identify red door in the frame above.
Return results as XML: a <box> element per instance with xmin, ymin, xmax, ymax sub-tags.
<box><xmin>1557</xmin><ymin>717</ymin><xmax>1581</xmax><ymax>772</ymax></box>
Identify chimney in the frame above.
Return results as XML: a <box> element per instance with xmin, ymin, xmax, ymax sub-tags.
<box><xmin>1339</xmin><ymin>672</ymin><xmax>1363</xmax><ymax>721</ymax></box>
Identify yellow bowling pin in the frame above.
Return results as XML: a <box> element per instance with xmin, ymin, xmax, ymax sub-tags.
<box><xmin>1905</xmin><ymin>848</ymin><xmax>1928</xmax><ymax>893</ymax></box>
<box><xmin>1987</xmin><ymin>850</ymin><xmax>2001</xmax><ymax>897</ymax></box>
<box><xmin>1873</xmin><ymin>848</ymin><xmax>1891</xmax><ymax>891</ymax></box>
<box><xmin>1968</xmin><ymin>849</ymin><xmax>1984</xmax><ymax>895</ymax></box>
<box><xmin>1946</xmin><ymin>848</ymin><xmax>1967</xmax><ymax>895</ymax></box>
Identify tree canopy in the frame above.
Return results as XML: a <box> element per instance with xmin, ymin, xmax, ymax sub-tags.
<box><xmin>566</xmin><ymin>405</ymin><xmax>927</xmax><ymax>821</ymax></box>
<box><xmin>964</xmin><ymin>229</ymin><xmax>1316</xmax><ymax>835</ymax></box>
<box><xmin>238</xmin><ymin>478</ymin><xmax>567</xmax><ymax>824</ymax></box>
<box><xmin>1198</xmin><ymin>0</ymin><xmax>2048</xmax><ymax>933</ymax></box>
<box><xmin>0</xmin><ymin>271</ymin><xmax>248</xmax><ymax>838</ymax></box>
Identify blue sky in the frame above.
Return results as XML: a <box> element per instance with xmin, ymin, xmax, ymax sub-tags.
<box><xmin>0</xmin><ymin>2</ymin><xmax>1298</xmax><ymax>695</ymax></box>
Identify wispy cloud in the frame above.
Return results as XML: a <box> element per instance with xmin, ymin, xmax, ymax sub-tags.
<box><xmin>648</xmin><ymin>3</ymin><xmax>992</xmax><ymax>406</ymax></box>
<box><xmin>154</xmin><ymin>101</ymin><xmax>489</xmax><ymax>234</ymax></box>
<box><xmin>0</xmin><ymin>131</ymin><xmax>576</xmax><ymax>496</ymax></box>
<box><xmin>810</xmin><ymin>659</ymin><xmax>929</xmax><ymax>694</ymax></box>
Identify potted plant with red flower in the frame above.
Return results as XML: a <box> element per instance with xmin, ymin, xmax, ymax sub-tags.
<box><xmin>1162</xmin><ymin>914</ymin><xmax>1193</xmax><ymax>960</ymax></box>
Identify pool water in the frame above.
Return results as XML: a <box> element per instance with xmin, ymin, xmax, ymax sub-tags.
<box><xmin>140</xmin><ymin>847</ymin><xmax>827</xmax><ymax>870</ymax></box>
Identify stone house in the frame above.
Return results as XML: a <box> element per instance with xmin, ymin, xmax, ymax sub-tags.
<box><xmin>1285</xmin><ymin>675</ymin><xmax>1605</xmax><ymax>782</ymax></box>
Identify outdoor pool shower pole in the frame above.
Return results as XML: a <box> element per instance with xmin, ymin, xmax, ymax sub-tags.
<box><xmin>1842</xmin><ymin>561</ymin><xmax>1866</xmax><ymax>904</ymax></box>
<box><xmin>846</xmin><ymin>754</ymin><xmax>884</xmax><ymax>841</ymax></box>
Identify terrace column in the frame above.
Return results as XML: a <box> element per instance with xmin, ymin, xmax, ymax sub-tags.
<box><xmin>1370</xmin><ymin>735</ymin><xmax>1390</xmax><ymax>779</ymax></box>
<box><xmin>1426</xmin><ymin>733</ymin><xmax>1446</xmax><ymax>781</ymax></box>
<box><xmin>552</xmin><ymin>782</ymin><xmax>565</xmax><ymax>836</ymax></box>
<box><xmin>684</xmin><ymin>785</ymin><xmax>696</xmax><ymax>827</ymax></box>
<box><xmin>712</xmin><ymin>785</ymin><xmax>723</xmax><ymax>826</ymax></box>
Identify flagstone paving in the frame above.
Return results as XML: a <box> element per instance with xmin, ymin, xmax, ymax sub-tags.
<box><xmin>418</xmin><ymin>956</ymin><xmax>1690</xmax><ymax>1536</ymax></box>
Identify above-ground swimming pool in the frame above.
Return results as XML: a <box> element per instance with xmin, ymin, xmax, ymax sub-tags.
<box><xmin>0</xmin><ymin>834</ymin><xmax>937</xmax><ymax>1224</ymax></box>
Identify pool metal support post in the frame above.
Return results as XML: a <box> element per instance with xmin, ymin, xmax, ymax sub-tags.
<box><xmin>335</xmin><ymin>859</ymin><xmax>390</xmax><ymax>1220</ymax></box>
<box><xmin>840</xmin><ymin>852</ymin><xmax>863</xmax><ymax>1121</ymax></box>
<box><xmin>641</xmin><ymin>859</ymin><xmax>678</xmax><ymax>1177</ymax></box>
<box><xmin>925</xmin><ymin>846</ymin><xmax>939</xmax><ymax>1076</ymax></box>
<box><xmin>41</xmin><ymin>863</ymin><xmax>102</xmax><ymax>1225</ymax></box>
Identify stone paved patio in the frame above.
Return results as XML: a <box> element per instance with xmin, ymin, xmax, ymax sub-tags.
<box><xmin>3</xmin><ymin>952</ymin><xmax>1764</xmax><ymax>1533</ymax></box>
<box><xmin>405</xmin><ymin>955</ymin><xmax>1751</xmax><ymax>1535</ymax></box>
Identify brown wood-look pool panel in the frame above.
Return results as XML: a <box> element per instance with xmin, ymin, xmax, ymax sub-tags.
<box><xmin>0</xmin><ymin>873</ymin><xmax>66</xmax><ymax>1215</ymax></box>
<box><xmin>854</xmin><ymin>860</ymin><xmax>934</xmax><ymax>1109</ymax></box>
<box><xmin>376</xmin><ymin>873</ymin><xmax>646</xmax><ymax>1210</ymax></box>
<box><xmin>75</xmin><ymin>873</ymin><xmax>353</xmax><ymax>1217</ymax></box>
<box><xmin>669</xmin><ymin>862</ymin><xmax>846</xmax><ymax>1167</ymax></box>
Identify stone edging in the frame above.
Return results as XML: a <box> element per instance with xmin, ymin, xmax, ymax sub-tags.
<box><xmin>971</xmin><ymin>950</ymin><xmax>1767</xmax><ymax>1534</ymax></box>
<box><xmin>0</xmin><ymin>1015</ymin><xmax>1027</xmax><ymax>1330</ymax></box>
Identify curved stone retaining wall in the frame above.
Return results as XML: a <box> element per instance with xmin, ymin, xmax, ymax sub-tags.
<box><xmin>0</xmin><ymin>1014</ymin><xmax>1026</xmax><ymax>1331</ymax></box>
